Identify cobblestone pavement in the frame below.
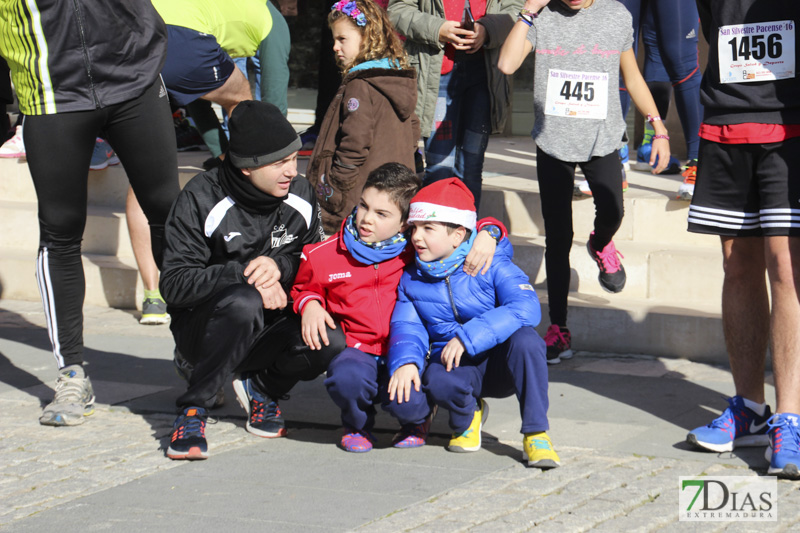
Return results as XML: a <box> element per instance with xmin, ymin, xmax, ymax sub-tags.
<box><xmin>355</xmin><ymin>448</ymin><xmax>800</xmax><ymax>532</ymax></box>
<box><xmin>1</xmin><ymin>300</ymin><xmax>799</xmax><ymax>531</ymax></box>
<box><xmin>0</xmin><ymin>402</ymin><xmax>252</xmax><ymax>526</ymax></box>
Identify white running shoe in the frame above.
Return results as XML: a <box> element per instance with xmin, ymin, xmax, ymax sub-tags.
<box><xmin>0</xmin><ymin>125</ymin><xmax>25</xmax><ymax>158</ymax></box>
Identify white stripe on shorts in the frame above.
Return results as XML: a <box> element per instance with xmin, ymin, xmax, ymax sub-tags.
<box><xmin>688</xmin><ymin>205</ymin><xmax>760</xmax><ymax>230</ymax></box>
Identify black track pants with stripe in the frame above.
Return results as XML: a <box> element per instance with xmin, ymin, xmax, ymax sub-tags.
<box><xmin>26</xmin><ymin>80</ymin><xmax>180</xmax><ymax>368</ymax></box>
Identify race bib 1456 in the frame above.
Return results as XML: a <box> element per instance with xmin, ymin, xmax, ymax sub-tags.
<box><xmin>718</xmin><ymin>20</ymin><xmax>795</xmax><ymax>83</ymax></box>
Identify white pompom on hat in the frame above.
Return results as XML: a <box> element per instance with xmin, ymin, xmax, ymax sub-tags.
<box><xmin>407</xmin><ymin>178</ymin><xmax>477</xmax><ymax>230</ymax></box>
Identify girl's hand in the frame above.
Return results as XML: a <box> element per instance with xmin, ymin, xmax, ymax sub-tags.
<box><xmin>650</xmin><ymin>138</ymin><xmax>671</xmax><ymax>175</ymax></box>
<box><xmin>439</xmin><ymin>20</ymin><xmax>476</xmax><ymax>49</ymax></box>
<box><xmin>464</xmin><ymin>229</ymin><xmax>497</xmax><ymax>276</ymax></box>
<box><xmin>388</xmin><ymin>364</ymin><xmax>421</xmax><ymax>404</ymax></box>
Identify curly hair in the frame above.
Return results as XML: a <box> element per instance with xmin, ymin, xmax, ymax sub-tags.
<box><xmin>328</xmin><ymin>0</ymin><xmax>408</xmax><ymax>73</ymax></box>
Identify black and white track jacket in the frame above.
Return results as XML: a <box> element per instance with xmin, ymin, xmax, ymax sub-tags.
<box><xmin>160</xmin><ymin>168</ymin><xmax>324</xmax><ymax>310</ymax></box>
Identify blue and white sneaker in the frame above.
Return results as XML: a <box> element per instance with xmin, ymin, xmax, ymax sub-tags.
<box><xmin>633</xmin><ymin>142</ymin><xmax>682</xmax><ymax>174</ymax></box>
<box><xmin>89</xmin><ymin>138</ymin><xmax>120</xmax><ymax>170</ymax></box>
<box><xmin>619</xmin><ymin>144</ymin><xmax>630</xmax><ymax>170</ymax></box>
<box><xmin>765</xmin><ymin>413</ymin><xmax>800</xmax><ymax>479</ymax></box>
<box><xmin>686</xmin><ymin>396</ymin><xmax>772</xmax><ymax>452</ymax></box>
<box><xmin>232</xmin><ymin>374</ymin><xmax>286</xmax><ymax>438</ymax></box>
<box><xmin>167</xmin><ymin>407</ymin><xmax>208</xmax><ymax>460</ymax></box>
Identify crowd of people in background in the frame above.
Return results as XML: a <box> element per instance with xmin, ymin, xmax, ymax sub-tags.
<box><xmin>0</xmin><ymin>0</ymin><xmax>797</xmax><ymax>479</ymax></box>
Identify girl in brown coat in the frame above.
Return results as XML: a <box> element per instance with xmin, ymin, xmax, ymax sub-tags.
<box><xmin>307</xmin><ymin>0</ymin><xmax>421</xmax><ymax>234</ymax></box>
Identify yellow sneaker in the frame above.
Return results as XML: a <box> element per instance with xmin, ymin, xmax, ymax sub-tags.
<box><xmin>523</xmin><ymin>432</ymin><xmax>560</xmax><ymax>469</ymax></box>
<box><xmin>447</xmin><ymin>399</ymin><xmax>489</xmax><ymax>453</ymax></box>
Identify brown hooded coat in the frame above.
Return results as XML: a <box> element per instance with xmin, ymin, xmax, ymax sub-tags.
<box><xmin>306</xmin><ymin>65</ymin><xmax>421</xmax><ymax>234</ymax></box>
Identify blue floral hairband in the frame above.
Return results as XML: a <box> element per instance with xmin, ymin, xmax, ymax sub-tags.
<box><xmin>332</xmin><ymin>0</ymin><xmax>367</xmax><ymax>27</ymax></box>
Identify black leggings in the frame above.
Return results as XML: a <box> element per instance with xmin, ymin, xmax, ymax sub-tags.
<box><xmin>536</xmin><ymin>148</ymin><xmax>625</xmax><ymax>327</ymax></box>
<box><xmin>25</xmin><ymin>80</ymin><xmax>180</xmax><ymax>368</ymax></box>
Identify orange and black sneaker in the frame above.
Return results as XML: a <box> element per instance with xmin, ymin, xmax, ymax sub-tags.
<box><xmin>677</xmin><ymin>159</ymin><xmax>697</xmax><ymax>201</ymax></box>
<box><xmin>167</xmin><ymin>407</ymin><xmax>209</xmax><ymax>460</ymax></box>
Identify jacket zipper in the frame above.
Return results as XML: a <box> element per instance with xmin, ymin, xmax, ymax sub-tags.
<box><xmin>71</xmin><ymin>0</ymin><xmax>99</xmax><ymax>107</ymax></box>
<box><xmin>374</xmin><ymin>264</ymin><xmax>384</xmax><ymax>338</ymax></box>
<box><xmin>445</xmin><ymin>276</ymin><xmax>463</xmax><ymax>324</ymax></box>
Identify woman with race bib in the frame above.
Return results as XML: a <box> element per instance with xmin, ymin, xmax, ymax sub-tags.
<box><xmin>498</xmin><ymin>0</ymin><xmax>669</xmax><ymax>363</ymax></box>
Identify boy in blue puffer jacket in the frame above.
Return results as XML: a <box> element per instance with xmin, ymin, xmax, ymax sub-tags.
<box><xmin>387</xmin><ymin>178</ymin><xmax>559</xmax><ymax>469</ymax></box>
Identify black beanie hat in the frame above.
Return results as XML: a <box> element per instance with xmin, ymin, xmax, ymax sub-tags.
<box><xmin>228</xmin><ymin>100</ymin><xmax>302</xmax><ymax>169</ymax></box>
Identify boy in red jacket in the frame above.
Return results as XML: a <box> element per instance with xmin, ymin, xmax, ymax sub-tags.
<box><xmin>291</xmin><ymin>162</ymin><xmax>505</xmax><ymax>452</ymax></box>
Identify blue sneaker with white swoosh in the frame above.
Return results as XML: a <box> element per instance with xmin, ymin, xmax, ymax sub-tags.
<box><xmin>765</xmin><ymin>413</ymin><xmax>800</xmax><ymax>479</ymax></box>
<box><xmin>686</xmin><ymin>395</ymin><xmax>772</xmax><ymax>452</ymax></box>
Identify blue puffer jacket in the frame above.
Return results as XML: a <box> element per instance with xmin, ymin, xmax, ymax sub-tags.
<box><xmin>388</xmin><ymin>239</ymin><xmax>541</xmax><ymax>375</ymax></box>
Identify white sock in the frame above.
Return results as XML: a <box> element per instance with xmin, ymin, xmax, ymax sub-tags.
<box><xmin>742</xmin><ymin>397</ymin><xmax>767</xmax><ymax>417</ymax></box>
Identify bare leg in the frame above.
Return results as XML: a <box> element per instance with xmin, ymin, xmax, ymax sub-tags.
<box><xmin>764</xmin><ymin>236</ymin><xmax>800</xmax><ymax>414</ymax></box>
<box><xmin>721</xmin><ymin>236</ymin><xmax>769</xmax><ymax>404</ymax></box>
<box><xmin>126</xmin><ymin>186</ymin><xmax>159</xmax><ymax>292</ymax></box>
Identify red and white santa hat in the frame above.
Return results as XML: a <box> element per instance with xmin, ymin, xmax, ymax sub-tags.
<box><xmin>407</xmin><ymin>178</ymin><xmax>477</xmax><ymax>230</ymax></box>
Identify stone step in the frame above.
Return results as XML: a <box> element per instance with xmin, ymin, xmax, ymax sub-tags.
<box><xmin>0</xmin><ymin>152</ymin><xmax>205</xmax><ymax>208</ymax></box>
<box><xmin>537</xmin><ymin>293</ymin><xmax>724</xmax><ymax>363</ymax></box>
<box><xmin>0</xmin><ymin>249</ymin><xmax>143</xmax><ymax>309</ymax></box>
<box><xmin>479</xmin><ymin>171</ymin><xmax>717</xmax><ymax>249</ymax></box>
<box><xmin>0</xmin><ymin>201</ymin><xmax>134</xmax><ymax>258</ymax></box>
<box><xmin>0</xmin><ymin>134</ymin><xmax>727</xmax><ymax>359</ymax></box>
<box><xmin>511</xmin><ymin>236</ymin><xmax>723</xmax><ymax>305</ymax></box>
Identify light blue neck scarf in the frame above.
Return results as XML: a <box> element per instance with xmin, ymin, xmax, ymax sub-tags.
<box><xmin>415</xmin><ymin>231</ymin><xmax>476</xmax><ymax>279</ymax></box>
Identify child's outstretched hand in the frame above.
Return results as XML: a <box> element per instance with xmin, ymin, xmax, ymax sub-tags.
<box><xmin>441</xmin><ymin>337</ymin><xmax>466</xmax><ymax>371</ymax></box>
<box><xmin>464</xmin><ymin>229</ymin><xmax>497</xmax><ymax>276</ymax></box>
<box><xmin>388</xmin><ymin>364</ymin><xmax>421</xmax><ymax>404</ymax></box>
<box><xmin>301</xmin><ymin>300</ymin><xmax>336</xmax><ymax>350</ymax></box>
<box><xmin>649</xmin><ymin>137</ymin><xmax>671</xmax><ymax>174</ymax></box>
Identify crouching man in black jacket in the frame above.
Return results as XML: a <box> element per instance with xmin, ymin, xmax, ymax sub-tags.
<box><xmin>160</xmin><ymin>101</ymin><xmax>343</xmax><ymax>460</ymax></box>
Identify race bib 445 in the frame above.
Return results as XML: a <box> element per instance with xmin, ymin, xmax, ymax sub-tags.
<box><xmin>544</xmin><ymin>69</ymin><xmax>609</xmax><ymax>120</ymax></box>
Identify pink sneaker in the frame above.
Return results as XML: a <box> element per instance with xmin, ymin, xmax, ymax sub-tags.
<box><xmin>586</xmin><ymin>232</ymin><xmax>626</xmax><ymax>293</ymax></box>
<box><xmin>340</xmin><ymin>427</ymin><xmax>376</xmax><ymax>453</ymax></box>
<box><xmin>392</xmin><ymin>406</ymin><xmax>437</xmax><ymax>448</ymax></box>
<box><xmin>543</xmin><ymin>324</ymin><xmax>572</xmax><ymax>365</ymax></box>
<box><xmin>0</xmin><ymin>125</ymin><xmax>25</xmax><ymax>158</ymax></box>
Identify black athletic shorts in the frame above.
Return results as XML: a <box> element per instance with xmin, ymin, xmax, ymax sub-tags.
<box><xmin>687</xmin><ymin>136</ymin><xmax>800</xmax><ymax>237</ymax></box>
<box><xmin>161</xmin><ymin>25</ymin><xmax>236</xmax><ymax>106</ymax></box>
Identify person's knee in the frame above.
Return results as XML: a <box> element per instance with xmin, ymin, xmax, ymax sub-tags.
<box><xmin>422</xmin><ymin>364</ymin><xmax>467</xmax><ymax>403</ymax></box>
<box><xmin>385</xmin><ymin>390</ymin><xmax>429</xmax><ymax>422</ymax></box>
<box><xmin>594</xmin><ymin>194</ymin><xmax>624</xmax><ymax>227</ymax></box>
<box><xmin>39</xmin><ymin>238</ymin><xmax>82</xmax><ymax>257</ymax></box>
<box><xmin>214</xmin><ymin>284</ymin><xmax>264</xmax><ymax>322</ymax></box>
<box><xmin>722</xmin><ymin>238</ymin><xmax>766</xmax><ymax>281</ymax></box>
<box><xmin>306</xmin><ymin>327</ymin><xmax>347</xmax><ymax>376</ymax></box>
<box><xmin>462</xmin><ymin>128</ymin><xmax>489</xmax><ymax>156</ymax></box>
<box><xmin>765</xmin><ymin>237</ymin><xmax>800</xmax><ymax>287</ymax></box>
<box><xmin>325</xmin><ymin>351</ymin><xmax>375</xmax><ymax>398</ymax></box>
<box><xmin>507</xmin><ymin>327</ymin><xmax>545</xmax><ymax>358</ymax></box>
<box><xmin>321</xmin><ymin>323</ymin><xmax>347</xmax><ymax>356</ymax></box>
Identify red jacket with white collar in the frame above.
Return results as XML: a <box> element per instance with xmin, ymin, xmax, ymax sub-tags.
<box><xmin>291</xmin><ymin>217</ymin><xmax>505</xmax><ymax>356</ymax></box>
